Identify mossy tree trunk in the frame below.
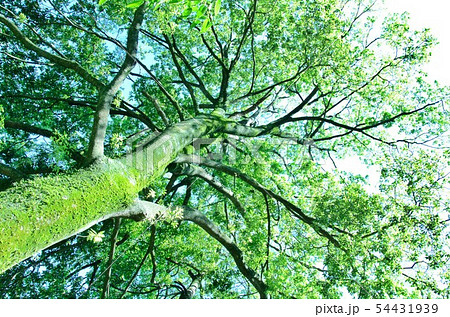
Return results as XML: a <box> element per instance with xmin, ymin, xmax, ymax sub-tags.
<box><xmin>0</xmin><ymin>115</ymin><xmax>222</xmax><ymax>273</ymax></box>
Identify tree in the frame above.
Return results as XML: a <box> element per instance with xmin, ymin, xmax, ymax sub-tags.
<box><xmin>0</xmin><ymin>0</ymin><xmax>448</xmax><ymax>299</ymax></box>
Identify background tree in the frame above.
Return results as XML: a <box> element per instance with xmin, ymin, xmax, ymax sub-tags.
<box><xmin>0</xmin><ymin>0</ymin><xmax>448</xmax><ymax>298</ymax></box>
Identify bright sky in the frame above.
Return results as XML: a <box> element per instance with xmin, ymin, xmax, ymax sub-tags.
<box><xmin>384</xmin><ymin>0</ymin><xmax>450</xmax><ymax>85</ymax></box>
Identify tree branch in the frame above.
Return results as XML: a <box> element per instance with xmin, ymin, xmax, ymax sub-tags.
<box><xmin>262</xmin><ymin>86</ymin><xmax>319</xmax><ymax>131</ymax></box>
<box><xmin>142</xmin><ymin>91</ymin><xmax>170</xmax><ymax>127</ymax></box>
<box><xmin>3</xmin><ymin>119</ymin><xmax>54</xmax><ymax>138</ymax></box>
<box><xmin>101</xmin><ymin>218</ymin><xmax>121</xmax><ymax>299</ymax></box>
<box><xmin>119</xmin><ymin>225</ymin><xmax>156</xmax><ymax>298</ymax></box>
<box><xmin>3</xmin><ymin>119</ymin><xmax>85</xmax><ymax>164</ymax></box>
<box><xmin>178</xmin><ymin>164</ymin><xmax>246</xmax><ymax>216</ymax></box>
<box><xmin>229</xmin><ymin>0</ymin><xmax>257</xmax><ymax>71</ymax></box>
<box><xmin>0</xmin><ymin>162</ymin><xmax>25</xmax><ymax>181</ymax></box>
<box><xmin>86</xmin><ymin>1</ymin><xmax>148</xmax><ymax>162</ymax></box>
<box><xmin>136</xmin><ymin>58</ymin><xmax>185</xmax><ymax>121</ymax></box>
<box><xmin>165</xmin><ymin>34</ymin><xmax>216</xmax><ymax>104</ymax></box>
<box><xmin>182</xmin><ymin>206</ymin><xmax>268</xmax><ymax>298</ymax></box>
<box><xmin>0</xmin><ymin>14</ymin><xmax>104</xmax><ymax>89</ymax></box>
<box><xmin>179</xmin><ymin>271</ymin><xmax>203</xmax><ymax>299</ymax></box>
<box><xmin>164</xmin><ymin>35</ymin><xmax>199</xmax><ymax>113</ymax></box>
<box><xmin>174</xmin><ymin>154</ymin><xmax>342</xmax><ymax>249</ymax></box>
<box><xmin>2</xmin><ymin>94</ymin><xmax>157</xmax><ymax>130</ymax></box>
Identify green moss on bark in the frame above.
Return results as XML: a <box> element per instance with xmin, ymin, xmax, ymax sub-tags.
<box><xmin>0</xmin><ymin>115</ymin><xmax>224</xmax><ymax>273</ymax></box>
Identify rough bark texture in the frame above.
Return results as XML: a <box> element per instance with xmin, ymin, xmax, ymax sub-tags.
<box><xmin>0</xmin><ymin>115</ymin><xmax>222</xmax><ymax>273</ymax></box>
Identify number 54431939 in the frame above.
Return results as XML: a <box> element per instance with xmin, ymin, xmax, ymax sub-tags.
<box><xmin>375</xmin><ymin>304</ymin><xmax>438</xmax><ymax>314</ymax></box>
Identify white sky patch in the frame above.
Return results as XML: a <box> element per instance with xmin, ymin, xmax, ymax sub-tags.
<box><xmin>323</xmin><ymin>156</ymin><xmax>381</xmax><ymax>193</ymax></box>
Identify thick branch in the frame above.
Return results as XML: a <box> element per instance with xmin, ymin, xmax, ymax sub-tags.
<box><xmin>182</xmin><ymin>206</ymin><xmax>267</xmax><ymax>298</ymax></box>
<box><xmin>179</xmin><ymin>271</ymin><xmax>203</xmax><ymax>299</ymax></box>
<box><xmin>3</xmin><ymin>119</ymin><xmax>54</xmax><ymax>138</ymax></box>
<box><xmin>0</xmin><ymin>14</ymin><xmax>104</xmax><ymax>89</ymax></box>
<box><xmin>142</xmin><ymin>91</ymin><xmax>170</xmax><ymax>126</ymax></box>
<box><xmin>0</xmin><ymin>162</ymin><xmax>25</xmax><ymax>180</ymax></box>
<box><xmin>86</xmin><ymin>2</ymin><xmax>148</xmax><ymax>162</ymax></box>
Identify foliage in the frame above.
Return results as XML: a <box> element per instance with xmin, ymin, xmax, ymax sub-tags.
<box><xmin>0</xmin><ymin>0</ymin><xmax>448</xmax><ymax>299</ymax></box>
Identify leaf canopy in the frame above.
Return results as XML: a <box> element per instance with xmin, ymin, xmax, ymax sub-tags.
<box><xmin>0</xmin><ymin>0</ymin><xmax>448</xmax><ymax>299</ymax></box>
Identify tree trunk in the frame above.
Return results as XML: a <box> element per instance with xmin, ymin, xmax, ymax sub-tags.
<box><xmin>0</xmin><ymin>115</ymin><xmax>222</xmax><ymax>273</ymax></box>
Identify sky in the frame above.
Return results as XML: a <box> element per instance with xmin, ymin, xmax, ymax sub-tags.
<box><xmin>384</xmin><ymin>0</ymin><xmax>450</xmax><ymax>86</ymax></box>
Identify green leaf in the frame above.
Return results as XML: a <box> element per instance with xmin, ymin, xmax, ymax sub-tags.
<box><xmin>126</xmin><ymin>0</ymin><xmax>145</xmax><ymax>8</ymax></box>
<box><xmin>98</xmin><ymin>0</ymin><xmax>108</xmax><ymax>5</ymax></box>
<box><xmin>154</xmin><ymin>0</ymin><xmax>165</xmax><ymax>10</ymax></box>
<box><xmin>195</xmin><ymin>4</ymin><xmax>208</xmax><ymax>19</ymax></box>
<box><xmin>214</xmin><ymin>0</ymin><xmax>221</xmax><ymax>16</ymax></box>
<box><xmin>18</xmin><ymin>13</ymin><xmax>27</xmax><ymax>23</ymax></box>
<box><xmin>200</xmin><ymin>17</ymin><xmax>210</xmax><ymax>33</ymax></box>
<box><xmin>190</xmin><ymin>19</ymin><xmax>202</xmax><ymax>29</ymax></box>
<box><xmin>87</xmin><ymin>230</ymin><xmax>105</xmax><ymax>244</ymax></box>
<box><xmin>198</xmin><ymin>4</ymin><xmax>207</xmax><ymax>15</ymax></box>
<box><xmin>169</xmin><ymin>0</ymin><xmax>183</xmax><ymax>3</ymax></box>
<box><xmin>182</xmin><ymin>7</ymin><xmax>192</xmax><ymax>17</ymax></box>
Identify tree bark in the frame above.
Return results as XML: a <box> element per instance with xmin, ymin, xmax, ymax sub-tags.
<box><xmin>0</xmin><ymin>115</ymin><xmax>223</xmax><ymax>273</ymax></box>
<box><xmin>0</xmin><ymin>163</ymin><xmax>25</xmax><ymax>181</ymax></box>
<box><xmin>86</xmin><ymin>2</ymin><xmax>148</xmax><ymax>162</ymax></box>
